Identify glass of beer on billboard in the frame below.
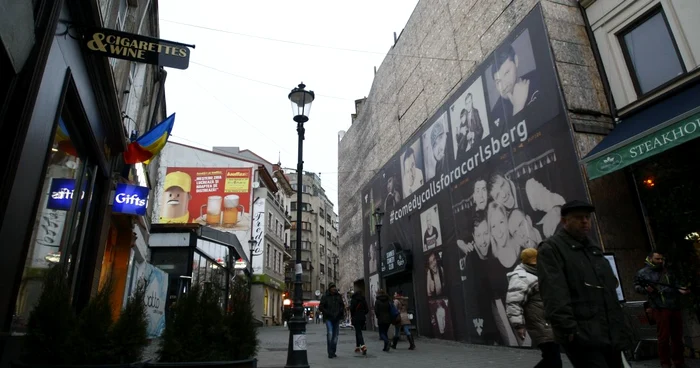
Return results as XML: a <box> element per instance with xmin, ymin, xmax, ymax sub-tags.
<box><xmin>201</xmin><ymin>196</ymin><xmax>223</xmax><ymax>226</ymax></box>
<box><xmin>223</xmin><ymin>194</ymin><xmax>244</xmax><ymax>227</ymax></box>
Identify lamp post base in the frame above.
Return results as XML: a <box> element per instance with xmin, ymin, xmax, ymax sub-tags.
<box><xmin>285</xmin><ymin>314</ymin><xmax>310</xmax><ymax>368</ymax></box>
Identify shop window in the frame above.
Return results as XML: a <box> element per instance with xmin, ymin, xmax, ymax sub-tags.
<box><xmin>12</xmin><ymin>106</ymin><xmax>97</xmax><ymax>333</ymax></box>
<box><xmin>619</xmin><ymin>7</ymin><xmax>685</xmax><ymax>95</ymax></box>
<box><xmin>264</xmin><ymin>288</ymin><xmax>269</xmax><ymax>316</ymax></box>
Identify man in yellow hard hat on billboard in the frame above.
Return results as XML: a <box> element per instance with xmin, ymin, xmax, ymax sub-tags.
<box><xmin>159</xmin><ymin>171</ymin><xmax>192</xmax><ymax>223</ymax></box>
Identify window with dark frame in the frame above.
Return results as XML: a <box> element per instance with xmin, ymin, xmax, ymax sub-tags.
<box><xmin>618</xmin><ymin>6</ymin><xmax>685</xmax><ymax>96</ymax></box>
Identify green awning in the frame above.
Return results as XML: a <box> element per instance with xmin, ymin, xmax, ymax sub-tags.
<box><xmin>584</xmin><ymin>109</ymin><xmax>700</xmax><ymax>179</ymax></box>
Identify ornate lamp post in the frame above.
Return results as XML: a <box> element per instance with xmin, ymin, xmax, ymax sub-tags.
<box><xmin>286</xmin><ymin>82</ymin><xmax>314</xmax><ymax>368</ymax></box>
<box><xmin>373</xmin><ymin>207</ymin><xmax>384</xmax><ymax>290</ymax></box>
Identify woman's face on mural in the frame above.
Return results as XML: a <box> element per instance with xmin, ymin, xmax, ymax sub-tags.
<box><xmin>509</xmin><ymin>210</ymin><xmax>536</xmax><ymax>248</ymax></box>
<box><xmin>473</xmin><ymin>220</ymin><xmax>490</xmax><ymax>258</ymax></box>
<box><xmin>490</xmin><ymin>176</ymin><xmax>515</xmax><ymax>209</ymax></box>
<box><xmin>488</xmin><ymin>205</ymin><xmax>508</xmax><ymax>248</ymax></box>
<box><xmin>432</xmin><ymin>132</ymin><xmax>446</xmax><ymax>161</ymax></box>
<box><xmin>405</xmin><ymin>154</ymin><xmax>416</xmax><ymax>180</ymax></box>
<box><xmin>473</xmin><ymin>180</ymin><xmax>488</xmax><ymax>210</ymax></box>
<box><xmin>465</xmin><ymin>94</ymin><xmax>473</xmax><ymax>111</ymax></box>
<box><xmin>428</xmin><ymin>254</ymin><xmax>438</xmax><ymax>272</ymax></box>
<box><xmin>387</xmin><ymin>177</ymin><xmax>394</xmax><ymax>193</ymax></box>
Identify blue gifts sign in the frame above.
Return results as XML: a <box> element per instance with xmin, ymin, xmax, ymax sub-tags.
<box><xmin>113</xmin><ymin>183</ymin><xmax>149</xmax><ymax>216</ymax></box>
<box><xmin>48</xmin><ymin>178</ymin><xmax>78</xmax><ymax>211</ymax></box>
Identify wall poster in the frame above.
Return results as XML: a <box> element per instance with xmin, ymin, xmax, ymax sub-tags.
<box><xmin>361</xmin><ymin>4</ymin><xmax>589</xmax><ymax>346</ymax></box>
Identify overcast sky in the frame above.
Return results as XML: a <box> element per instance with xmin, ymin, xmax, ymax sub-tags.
<box><xmin>158</xmin><ymin>1</ymin><xmax>419</xmax><ymax>211</ymax></box>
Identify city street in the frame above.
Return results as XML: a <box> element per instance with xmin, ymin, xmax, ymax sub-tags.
<box><xmin>255</xmin><ymin>323</ymin><xmax>695</xmax><ymax>368</ymax></box>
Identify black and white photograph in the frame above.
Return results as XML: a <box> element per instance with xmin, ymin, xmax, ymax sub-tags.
<box><xmin>429</xmin><ymin>298</ymin><xmax>454</xmax><ymax>340</ymax></box>
<box><xmin>472</xmin><ymin>177</ymin><xmax>489</xmax><ymax>211</ymax></box>
<box><xmin>420</xmin><ymin>204</ymin><xmax>442</xmax><ymax>252</ymax></box>
<box><xmin>449</xmin><ymin>76</ymin><xmax>490</xmax><ymax>162</ymax></box>
<box><xmin>368</xmin><ymin>241</ymin><xmax>377</xmax><ymax>274</ymax></box>
<box><xmin>400</xmin><ymin>140</ymin><xmax>425</xmax><ymax>198</ymax></box>
<box><xmin>425</xmin><ymin>250</ymin><xmax>446</xmax><ymax>298</ymax></box>
<box><xmin>421</xmin><ymin>111</ymin><xmax>450</xmax><ymax>181</ymax></box>
<box><xmin>369</xmin><ymin>273</ymin><xmax>379</xmax><ymax>327</ymax></box>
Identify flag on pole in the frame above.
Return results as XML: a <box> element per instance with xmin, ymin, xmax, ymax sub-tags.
<box><xmin>123</xmin><ymin>113</ymin><xmax>175</xmax><ymax>164</ymax></box>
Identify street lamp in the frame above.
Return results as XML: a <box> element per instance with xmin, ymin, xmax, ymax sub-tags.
<box><xmin>373</xmin><ymin>207</ymin><xmax>384</xmax><ymax>290</ymax></box>
<box><xmin>286</xmin><ymin>82</ymin><xmax>314</xmax><ymax>368</ymax></box>
<box><xmin>248</xmin><ymin>238</ymin><xmax>257</xmax><ymax>301</ymax></box>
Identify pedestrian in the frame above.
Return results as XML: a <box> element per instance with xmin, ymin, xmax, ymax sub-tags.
<box><xmin>391</xmin><ymin>292</ymin><xmax>416</xmax><ymax>350</ymax></box>
<box><xmin>350</xmin><ymin>291</ymin><xmax>369</xmax><ymax>355</ymax></box>
<box><xmin>319</xmin><ymin>283</ymin><xmax>345</xmax><ymax>359</ymax></box>
<box><xmin>506</xmin><ymin>248</ymin><xmax>561</xmax><ymax>368</ymax></box>
<box><xmin>537</xmin><ymin>200</ymin><xmax>633</xmax><ymax>367</ymax></box>
<box><xmin>374</xmin><ymin>289</ymin><xmax>393</xmax><ymax>352</ymax></box>
<box><xmin>634</xmin><ymin>251</ymin><xmax>691</xmax><ymax>368</ymax></box>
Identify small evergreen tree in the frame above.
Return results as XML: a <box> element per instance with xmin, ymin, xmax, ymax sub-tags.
<box><xmin>22</xmin><ymin>265</ymin><xmax>77</xmax><ymax>365</ymax></box>
<box><xmin>72</xmin><ymin>281</ymin><xmax>114</xmax><ymax>364</ymax></box>
<box><xmin>217</xmin><ymin>278</ymin><xmax>259</xmax><ymax>360</ymax></box>
<box><xmin>110</xmin><ymin>283</ymin><xmax>149</xmax><ymax>363</ymax></box>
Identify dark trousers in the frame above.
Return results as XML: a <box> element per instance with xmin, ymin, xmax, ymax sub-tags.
<box><xmin>378</xmin><ymin>323</ymin><xmax>390</xmax><ymax>343</ymax></box>
<box><xmin>535</xmin><ymin>342</ymin><xmax>562</xmax><ymax>368</ymax></box>
<box><xmin>352</xmin><ymin>321</ymin><xmax>365</xmax><ymax>346</ymax></box>
<box><xmin>653</xmin><ymin>308</ymin><xmax>685</xmax><ymax>366</ymax></box>
<box><xmin>564</xmin><ymin>343</ymin><xmax>623</xmax><ymax>368</ymax></box>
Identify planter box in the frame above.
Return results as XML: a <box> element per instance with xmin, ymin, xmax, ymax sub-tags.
<box><xmin>144</xmin><ymin>359</ymin><xmax>257</xmax><ymax>368</ymax></box>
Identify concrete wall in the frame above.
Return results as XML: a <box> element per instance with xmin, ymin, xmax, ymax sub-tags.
<box><xmin>338</xmin><ymin>0</ymin><xmax>647</xmax><ymax>297</ymax></box>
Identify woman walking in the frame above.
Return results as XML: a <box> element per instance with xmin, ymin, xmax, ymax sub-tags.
<box><xmin>374</xmin><ymin>289</ymin><xmax>393</xmax><ymax>352</ymax></box>
<box><xmin>391</xmin><ymin>293</ymin><xmax>416</xmax><ymax>350</ymax></box>
<box><xmin>350</xmin><ymin>291</ymin><xmax>369</xmax><ymax>355</ymax></box>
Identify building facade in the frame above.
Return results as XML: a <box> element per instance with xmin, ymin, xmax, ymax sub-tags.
<box><xmin>285</xmin><ymin>171</ymin><xmax>340</xmax><ymax>303</ymax></box>
<box><xmin>337</xmin><ymin>0</ymin><xmax>692</xmax><ymax>347</ymax></box>
<box><xmin>151</xmin><ymin>142</ymin><xmax>293</xmax><ymax>325</ymax></box>
<box><xmin>0</xmin><ymin>0</ymin><xmax>170</xmax><ymax>363</ymax></box>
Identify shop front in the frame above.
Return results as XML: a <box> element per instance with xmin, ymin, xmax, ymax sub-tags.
<box><xmin>251</xmin><ymin>274</ymin><xmax>285</xmax><ymax>326</ymax></box>
<box><xmin>583</xmin><ymin>79</ymin><xmax>700</xmax><ymax>355</ymax></box>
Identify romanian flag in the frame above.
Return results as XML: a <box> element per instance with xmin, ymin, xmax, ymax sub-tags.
<box><xmin>56</xmin><ymin>117</ymin><xmax>78</xmax><ymax>156</ymax></box>
<box><xmin>123</xmin><ymin>113</ymin><xmax>175</xmax><ymax>164</ymax></box>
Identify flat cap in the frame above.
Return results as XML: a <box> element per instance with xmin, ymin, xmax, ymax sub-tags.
<box><xmin>560</xmin><ymin>200</ymin><xmax>595</xmax><ymax>216</ymax></box>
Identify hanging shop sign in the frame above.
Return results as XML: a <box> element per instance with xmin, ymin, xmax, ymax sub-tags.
<box><xmin>47</xmin><ymin>178</ymin><xmax>83</xmax><ymax>211</ymax></box>
<box><xmin>112</xmin><ymin>183</ymin><xmax>150</xmax><ymax>216</ymax></box>
<box><xmin>83</xmin><ymin>27</ymin><xmax>192</xmax><ymax>70</ymax></box>
<box><xmin>380</xmin><ymin>243</ymin><xmax>412</xmax><ymax>277</ymax></box>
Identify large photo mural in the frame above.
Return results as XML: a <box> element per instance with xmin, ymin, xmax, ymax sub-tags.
<box><xmin>361</xmin><ymin>4</ymin><xmax>589</xmax><ymax>346</ymax></box>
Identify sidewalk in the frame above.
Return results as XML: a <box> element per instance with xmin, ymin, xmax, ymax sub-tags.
<box><xmin>255</xmin><ymin>323</ymin><xmax>696</xmax><ymax>368</ymax></box>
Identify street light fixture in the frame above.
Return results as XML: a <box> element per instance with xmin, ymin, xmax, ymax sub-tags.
<box><xmin>286</xmin><ymin>82</ymin><xmax>314</xmax><ymax>368</ymax></box>
<box><xmin>373</xmin><ymin>207</ymin><xmax>384</xmax><ymax>290</ymax></box>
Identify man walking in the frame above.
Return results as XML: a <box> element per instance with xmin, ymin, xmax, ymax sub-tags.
<box><xmin>635</xmin><ymin>251</ymin><xmax>690</xmax><ymax>368</ymax></box>
<box><xmin>507</xmin><ymin>248</ymin><xmax>561</xmax><ymax>367</ymax></box>
<box><xmin>538</xmin><ymin>200</ymin><xmax>633</xmax><ymax>367</ymax></box>
<box><xmin>319</xmin><ymin>283</ymin><xmax>345</xmax><ymax>358</ymax></box>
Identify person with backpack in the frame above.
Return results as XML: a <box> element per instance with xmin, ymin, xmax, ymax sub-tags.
<box><xmin>350</xmin><ymin>290</ymin><xmax>370</xmax><ymax>355</ymax></box>
<box><xmin>374</xmin><ymin>289</ymin><xmax>395</xmax><ymax>352</ymax></box>
<box><xmin>391</xmin><ymin>292</ymin><xmax>416</xmax><ymax>350</ymax></box>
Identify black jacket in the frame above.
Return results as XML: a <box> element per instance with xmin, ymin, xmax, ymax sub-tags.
<box><xmin>374</xmin><ymin>294</ymin><xmax>393</xmax><ymax>325</ymax></box>
<box><xmin>319</xmin><ymin>290</ymin><xmax>345</xmax><ymax>322</ymax></box>
<box><xmin>538</xmin><ymin>228</ymin><xmax>633</xmax><ymax>350</ymax></box>
<box><xmin>349</xmin><ymin>293</ymin><xmax>369</xmax><ymax>323</ymax></box>
<box><xmin>634</xmin><ymin>264</ymin><xmax>683</xmax><ymax>309</ymax></box>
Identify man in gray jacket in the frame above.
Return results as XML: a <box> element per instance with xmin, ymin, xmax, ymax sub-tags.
<box><xmin>538</xmin><ymin>200</ymin><xmax>633</xmax><ymax>367</ymax></box>
<box><xmin>507</xmin><ymin>248</ymin><xmax>561</xmax><ymax>367</ymax></box>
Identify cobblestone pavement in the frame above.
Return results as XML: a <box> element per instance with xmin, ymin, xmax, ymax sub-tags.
<box><xmin>256</xmin><ymin>323</ymin><xmax>698</xmax><ymax>368</ymax></box>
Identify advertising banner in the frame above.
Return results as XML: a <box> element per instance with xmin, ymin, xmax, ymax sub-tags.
<box><xmin>251</xmin><ymin>199</ymin><xmax>265</xmax><ymax>274</ymax></box>
<box><xmin>134</xmin><ymin>263</ymin><xmax>169</xmax><ymax>338</ymax></box>
<box><xmin>157</xmin><ymin>167</ymin><xmax>252</xmax><ymax>233</ymax></box>
<box><xmin>361</xmin><ymin>4</ymin><xmax>589</xmax><ymax>346</ymax></box>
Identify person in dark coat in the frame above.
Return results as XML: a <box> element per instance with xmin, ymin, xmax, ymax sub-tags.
<box><xmin>634</xmin><ymin>251</ymin><xmax>691</xmax><ymax>368</ymax></box>
<box><xmin>507</xmin><ymin>248</ymin><xmax>561</xmax><ymax>367</ymax></box>
<box><xmin>350</xmin><ymin>291</ymin><xmax>369</xmax><ymax>355</ymax></box>
<box><xmin>537</xmin><ymin>200</ymin><xmax>633</xmax><ymax>367</ymax></box>
<box><xmin>374</xmin><ymin>289</ymin><xmax>393</xmax><ymax>352</ymax></box>
<box><xmin>319</xmin><ymin>283</ymin><xmax>345</xmax><ymax>359</ymax></box>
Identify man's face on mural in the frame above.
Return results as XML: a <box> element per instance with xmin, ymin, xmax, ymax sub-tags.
<box><xmin>387</xmin><ymin>177</ymin><xmax>394</xmax><ymax>193</ymax></box>
<box><xmin>494</xmin><ymin>55</ymin><xmax>519</xmax><ymax>99</ymax></box>
<box><xmin>465</xmin><ymin>94</ymin><xmax>473</xmax><ymax>111</ymax></box>
<box><xmin>405</xmin><ymin>154</ymin><xmax>416</xmax><ymax>181</ymax></box>
<box><xmin>509</xmin><ymin>210</ymin><xmax>536</xmax><ymax>248</ymax></box>
<box><xmin>490</xmin><ymin>176</ymin><xmax>516</xmax><ymax>209</ymax></box>
<box><xmin>432</xmin><ymin>132</ymin><xmax>446</xmax><ymax>161</ymax></box>
<box><xmin>473</xmin><ymin>220</ymin><xmax>490</xmax><ymax>258</ymax></box>
<box><xmin>488</xmin><ymin>205</ymin><xmax>509</xmax><ymax>248</ymax></box>
<box><xmin>473</xmin><ymin>180</ymin><xmax>488</xmax><ymax>210</ymax></box>
<box><xmin>162</xmin><ymin>186</ymin><xmax>190</xmax><ymax>218</ymax></box>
